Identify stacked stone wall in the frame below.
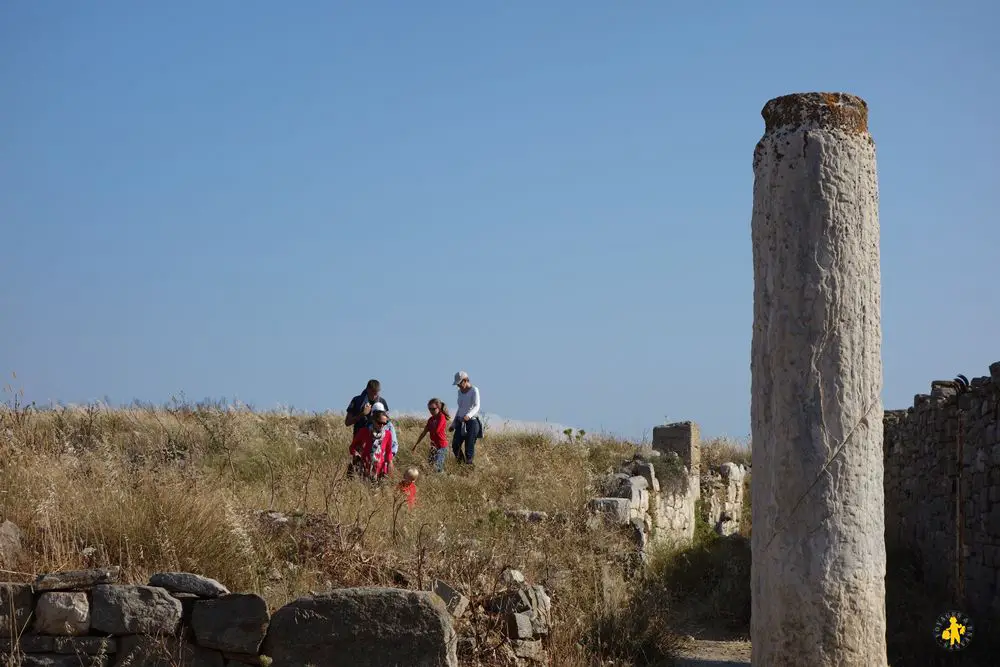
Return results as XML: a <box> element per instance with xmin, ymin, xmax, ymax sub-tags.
<box><xmin>883</xmin><ymin>362</ymin><xmax>1000</xmax><ymax>617</ymax></box>
<box><xmin>0</xmin><ymin>563</ymin><xmax>555</xmax><ymax>666</ymax></box>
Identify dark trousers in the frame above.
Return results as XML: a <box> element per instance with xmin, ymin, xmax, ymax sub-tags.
<box><xmin>452</xmin><ymin>418</ymin><xmax>481</xmax><ymax>464</ymax></box>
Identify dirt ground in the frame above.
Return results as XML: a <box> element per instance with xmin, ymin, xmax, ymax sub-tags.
<box><xmin>674</xmin><ymin>639</ymin><xmax>752</xmax><ymax>666</ymax></box>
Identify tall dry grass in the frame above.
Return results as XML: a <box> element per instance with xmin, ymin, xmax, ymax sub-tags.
<box><xmin>0</xmin><ymin>395</ymin><xmax>677</xmax><ymax>665</ymax></box>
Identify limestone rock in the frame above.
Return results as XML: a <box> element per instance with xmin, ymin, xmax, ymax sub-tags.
<box><xmin>149</xmin><ymin>572</ymin><xmax>230</xmax><ymax>598</ymax></box>
<box><xmin>33</xmin><ymin>592</ymin><xmax>90</xmax><ymax>636</ymax></box>
<box><xmin>432</xmin><ymin>580</ymin><xmax>469</xmax><ymax>618</ymax></box>
<box><xmin>34</xmin><ymin>567</ymin><xmax>121</xmax><ymax>592</ymax></box>
<box><xmin>191</xmin><ymin>593</ymin><xmax>269</xmax><ymax>654</ymax></box>
<box><xmin>90</xmin><ymin>585</ymin><xmax>182</xmax><ymax>635</ymax></box>
<box><xmin>261</xmin><ymin>588</ymin><xmax>458</xmax><ymax>667</ymax></box>
<box><xmin>587</xmin><ymin>498</ymin><xmax>630</xmax><ymax>525</ymax></box>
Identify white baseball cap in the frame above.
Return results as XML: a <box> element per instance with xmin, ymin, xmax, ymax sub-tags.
<box><xmin>453</xmin><ymin>371</ymin><xmax>469</xmax><ymax>385</ymax></box>
<box><xmin>371</xmin><ymin>402</ymin><xmax>387</xmax><ymax>413</ymax></box>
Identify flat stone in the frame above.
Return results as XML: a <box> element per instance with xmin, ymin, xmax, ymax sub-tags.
<box><xmin>261</xmin><ymin>588</ymin><xmax>458</xmax><ymax>667</ymax></box>
<box><xmin>90</xmin><ymin>585</ymin><xmax>182</xmax><ymax>635</ymax></box>
<box><xmin>432</xmin><ymin>580</ymin><xmax>469</xmax><ymax>618</ymax></box>
<box><xmin>33</xmin><ymin>591</ymin><xmax>90</xmax><ymax>636</ymax></box>
<box><xmin>0</xmin><ymin>583</ymin><xmax>33</xmax><ymax>637</ymax></box>
<box><xmin>149</xmin><ymin>572</ymin><xmax>230</xmax><ymax>598</ymax></box>
<box><xmin>587</xmin><ymin>498</ymin><xmax>630</xmax><ymax>525</ymax></box>
<box><xmin>34</xmin><ymin>567</ymin><xmax>121</xmax><ymax>592</ymax></box>
<box><xmin>504</xmin><ymin>612</ymin><xmax>533</xmax><ymax>639</ymax></box>
<box><xmin>512</xmin><ymin>638</ymin><xmax>546</xmax><ymax>662</ymax></box>
<box><xmin>191</xmin><ymin>593</ymin><xmax>269</xmax><ymax>654</ymax></box>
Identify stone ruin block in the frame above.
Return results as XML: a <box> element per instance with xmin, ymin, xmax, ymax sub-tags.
<box><xmin>652</xmin><ymin>421</ymin><xmax>700</xmax><ymax>475</ymax></box>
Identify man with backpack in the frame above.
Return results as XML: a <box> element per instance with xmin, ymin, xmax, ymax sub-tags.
<box><xmin>345</xmin><ymin>379</ymin><xmax>389</xmax><ymax>434</ymax></box>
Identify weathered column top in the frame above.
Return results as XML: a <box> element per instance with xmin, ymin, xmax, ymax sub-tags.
<box><xmin>761</xmin><ymin>92</ymin><xmax>869</xmax><ymax>134</ymax></box>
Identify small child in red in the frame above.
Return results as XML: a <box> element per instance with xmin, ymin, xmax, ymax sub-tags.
<box><xmin>396</xmin><ymin>467</ymin><xmax>419</xmax><ymax>509</ymax></box>
<box><xmin>412</xmin><ymin>398</ymin><xmax>450</xmax><ymax>473</ymax></box>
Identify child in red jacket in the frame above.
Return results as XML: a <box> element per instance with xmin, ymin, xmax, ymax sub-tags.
<box><xmin>412</xmin><ymin>398</ymin><xmax>450</xmax><ymax>473</ymax></box>
<box><xmin>396</xmin><ymin>467</ymin><xmax>419</xmax><ymax>509</ymax></box>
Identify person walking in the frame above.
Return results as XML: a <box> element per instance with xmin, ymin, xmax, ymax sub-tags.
<box><xmin>413</xmin><ymin>398</ymin><xmax>451</xmax><ymax>473</ymax></box>
<box><xmin>344</xmin><ymin>379</ymin><xmax>389</xmax><ymax>435</ymax></box>
<box><xmin>451</xmin><ymin>371</ymin><xmax>482</xmax><ymax>466</ymax></box>
<box><xmin>348</xmin><ymin>402</ymin><xmax>396</xmax><ymax>482</ymax></box>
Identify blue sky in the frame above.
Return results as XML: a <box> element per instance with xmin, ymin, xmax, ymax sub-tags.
<box><xmin>2</xmin><ymin>1</ymin><xmax>997</xmax><ymax>441</ymax></box>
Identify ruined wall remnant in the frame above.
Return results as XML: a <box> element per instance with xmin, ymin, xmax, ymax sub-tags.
<box><xmin>883</xmin><ymin>363</ymin><xmax>1000</xmax><ymax>618</ymax></box>
<box><xmin>702</xmin><ymin>462</ymin><xmax>748</xmax><ymax>537</ymax></box>
<box><xmin>750</xmin><ymin>92</ymin><xmax>886</xmax><ymax>666</ymax></box>
<box><xmin>586</xmin><ymin>421</ymin><xmax>704</xmax><ymax>556</ymax></box>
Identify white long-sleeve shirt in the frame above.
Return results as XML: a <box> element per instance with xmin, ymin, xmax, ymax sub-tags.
<box><xmin>455</xmin><ymin>385</ymin><xmax>481</xmax><ymax>422</ymax></box>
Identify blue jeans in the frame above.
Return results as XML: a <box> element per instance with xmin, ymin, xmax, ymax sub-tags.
<box><xmin>452</xmin><ymin>418</ymin><xmax>481</xmax><ymax>464</ymax></box>
<box><xmin>428</xmin><ymin>447</ymin><xmax>447</xmax><ymax>473</ymax></box>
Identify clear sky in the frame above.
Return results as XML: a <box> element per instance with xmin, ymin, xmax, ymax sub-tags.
<box><xmin>2</xmin><ymin>1</ymin><xmax>997</xmax><ymax>442</ymax></box>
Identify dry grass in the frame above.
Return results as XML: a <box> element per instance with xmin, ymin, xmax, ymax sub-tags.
<box><xmin>699</xmin><ymin>436</ymin><xmax>751</xmax><ymax>471</ymax></box>
<box><xmin>0</xmin><ymin>396</ymin><xmax>687</xmax><ymax>665</ymax></box>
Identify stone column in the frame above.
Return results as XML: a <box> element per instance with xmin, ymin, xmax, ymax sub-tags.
<box><xmin>750</xmin><ymin>93</ymin><xmax>886</xmax><ymax>666</ymax></box>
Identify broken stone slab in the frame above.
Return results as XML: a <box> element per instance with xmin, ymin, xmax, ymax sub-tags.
<box><xmin>116</xmin><ymin>635</ymin><xmax>224</xmax><ymax>667</ymax></box>
<box><xmin>634</xmin><ymin>462</ymin><xmax>660</xmax><ymax>493</ymax></box>
<box><xmin>511</xmin><ymin>638</ymin><xmax>546</xmax><ymax>663</ymax></box>
<box><xmin>90</xmin><ymin>585</ymin><xmax>182</xmax><ymax>635</ymax></box>
<box><xmin>191</xmin><ymin>593</ymin><xmax>269</xmax><ymax>654</ymax></box>
<box><xmin>0</xmin><ymin>521</ymin><xmax>23</xmax><ymax>568</ymax></box>
<box><xmin>504</xmin><ymin>612</ymin><xmax>533</xmax><ymax>639</ymax></box>
<box><xmin>0</xmin><ymin>583</ymin><xmax>33</xmax><ymax>637</ymax></box>
<box><xmin>34</xmin><ymin>567</ymin><xmax>121</xmax><ymax>592</ymax></box>
<box><xmin>432</xmin><ymin>580</ymin><xmax>469</xmax><ymax>618</ymax></box>
<box><xmin>33</xmin><ymin>591</ymin><xmax>90</xmax><ymax>636</ymax></box>
<box><xmin>525</xmin><ymin>585</ymin><xmax>551</xmax><ymax>636</ymax></box>
<box><xmin>261</xmin><ymin>588</ymin><xmax>458</xmax><ymax>667</ymax></box>
<box><xmin>587</xmin><ymin>498</ymin><xmax>630</xmax><ymax>525</ymax></box>
<box><xmin>149</xmin><ymin>572</ymin><xmax>230</xmax><ymax>598</ymax></box>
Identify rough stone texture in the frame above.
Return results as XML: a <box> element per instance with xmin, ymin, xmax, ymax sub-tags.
<box><xmin>750</xmin><ymin>91</ymin><xmax>886</xmax><ymax>666</ymax></box>
<box><xmin>33</xmin><ymin>592</ymin><xmax>90</xmax><ymax>636</ymax></box>
<box><xmin>586</xmin><ymin>498</ymin><xmax>630</xmax><ymax>525</ymax></box>
<box><xmin>10</xmin><ymin>655</ymin><xmax>109</xmax><ymax>667</ymax></box>
<box><xmin>0</xmin><ymin>520</ymin><xmax>24</xmax><ymax>568</ymax></box>
<box><xmin>261</xmin><ymin>588</ymin><xmax>458</xmax><ymax>667</ymax></box>
<box><xmin>90</xmin><ymin>585</ymin><xmax>182</xmax><ymax>635</ymax></box>
<box><xmin>432</xmin><ymin>579</ymin><xmax>469</xmax><ymax>618</ymax></box>
<box><xmin>149</xmin><ymin>572</ymin><xmax>230</xmax><ymax>598</ymax></box>
<box><xmin>34</xmin><ymin>568</ymin><xmax>121</xmax><ymax>592</ymax></box>
<box><xmin>703</xmin><ymin>462</ymin><xmax>748</xmax><ymax>536</ymax></box>
<box><xmin>883</xmin><ymin>365</ymin><xmax>1000</xmax><ymax>617</ymax></box>
<box><xmin>0</xmin><ymin>583</ymin><xmax>34</xmax><ymax>637</ymax></box>
<box><xmin>191</xmin><ymin>594</ymin><xmax>269</xmax><ymax>654</ymax></box>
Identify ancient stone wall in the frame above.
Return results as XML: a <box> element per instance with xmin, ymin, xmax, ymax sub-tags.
<box><xmin>883</xmin><ymin>362</ymin><xmax>1000</xmax><ymax>618</ymax></box>
<box><xmin>0</xmin><ymin>564</ymin><xmax>553</xmax><ymax>666</ymax></box>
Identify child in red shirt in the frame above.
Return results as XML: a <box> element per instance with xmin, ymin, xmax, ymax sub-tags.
<box><xmin>396</xmin><ymin>467</ymin><xmax>419</xmax><ymax>509</ymax></box>
<box><xmin>412</xmin><ymin>398</ymin><xmax>450</xmax><ymax>473</ymax></box>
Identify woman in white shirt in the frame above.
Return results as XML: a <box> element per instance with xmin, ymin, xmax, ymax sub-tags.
<box><xmin>451</xmin><ymin>370</ymin><xmax>482</xmax><ymax>465</ymax></box>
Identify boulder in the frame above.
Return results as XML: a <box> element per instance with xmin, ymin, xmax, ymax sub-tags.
<box><xmin>33</xmin><ymin>592</ymin><xmax>90</xmax><ymax>636</ymax></box>
<box><xmin>90</xmin><ymin>585</ymin><xmax>181</xmax><ymax>635</ymax></box>
<box><xmin>191</xmin><ymin>593</ymin><xmax>269</xmax><ymax>654</ymax></box>
<box><xmin>432</xmin><ymin>580</ymin><xmax>469</xmax><ymax>618</ymax></box>
<box><xmin>261</xmin><ymin>588</ymin><xmax>457</xmax><ymax>667</ymax></box>
<box><xmin>149</xmin><ymin>572</ymin><xmax>230</xmax><ymax>598</ymax></box>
